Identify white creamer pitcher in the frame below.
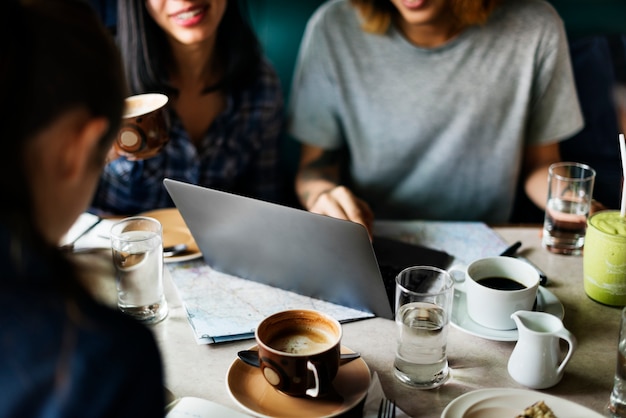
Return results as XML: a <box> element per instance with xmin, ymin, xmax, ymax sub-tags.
<box><xmin>507</xmin><ymin>310</ymin><xmax>577</xmax><ymax>389</ymax></box>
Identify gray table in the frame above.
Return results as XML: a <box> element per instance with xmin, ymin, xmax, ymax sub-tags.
<box><xmin>136</xmin><ymin>225</ymin><xmax>621</xmax><ymax>417</ymax></box>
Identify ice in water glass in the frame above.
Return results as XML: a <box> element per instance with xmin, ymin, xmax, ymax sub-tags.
<box><xmin>394</xmin><ymin>266</ymin><xmax>454</xmax><ymax>389</ymax></box>
<box><xmin>609</xmin><ymin>307</ymin><xmax>626</xmax><ymax>417</ymax></box>
<box><xmin>110</xmin><ymin>216</ymin><xmax>168</xmax><ymax>324</ymax></box>
<box><xmin>542</xmin><ymin>162</ymin><xmax>596</xmax><ymax>255</ymax></box>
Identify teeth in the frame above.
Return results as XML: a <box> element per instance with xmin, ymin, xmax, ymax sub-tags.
<box><xmin>176</xmin><ymin>9</ymin><xmax>202</xmax><ymax>20</ymax></box>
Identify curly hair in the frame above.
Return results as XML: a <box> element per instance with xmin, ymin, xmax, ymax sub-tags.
<box><xmin>349</xmin><ymin>0</ymin><xmax>503</xmax><ymax>34</ymax></box>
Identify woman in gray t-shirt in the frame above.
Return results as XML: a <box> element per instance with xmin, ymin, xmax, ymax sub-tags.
<box><xmin>288</xmin><ymin>0</ymin><xmax>583</xmax><ymax>235</ymax></box>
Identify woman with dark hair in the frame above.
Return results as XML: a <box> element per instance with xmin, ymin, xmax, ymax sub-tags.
<box><xmin>91</xmin><ymin>0</ymin><xmax>285</xmax><ymax>215</ymax></box>
<box><xmin>0</xmin><ymin>0</ymin><xmax>165</xmax><ymax>415</ymax></box>
<box><xmin>289</xmin><ymin>0</ymin><xmax>584</xmax><ymax>235</ymax></box>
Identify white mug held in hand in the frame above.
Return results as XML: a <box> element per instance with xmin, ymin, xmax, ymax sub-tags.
<box><xmin>464</xmin><ymin>256</ymin><xmax>539</xmax><ymax>330</ymax></box>
<box><xmin>508</xmin><ymin>310</ymin><xmax>577</xmax><ymax>389</ymax></box>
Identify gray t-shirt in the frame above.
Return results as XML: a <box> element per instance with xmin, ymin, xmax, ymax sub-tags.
<box><xmin>288</xmin><ymin>0</ymin><xmax>583</xmax><ymax>222</ymax></box>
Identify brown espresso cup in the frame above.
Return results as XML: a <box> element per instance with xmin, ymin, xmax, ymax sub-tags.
<box><xmin>116</xmin><ymin>93</ymin><xmax>169</xmax><ymax>160</ymax></box>
<box><xmin>255</xmin><ymin>309</ymin><xmax>342</xmax><ymax>397</ymax></box>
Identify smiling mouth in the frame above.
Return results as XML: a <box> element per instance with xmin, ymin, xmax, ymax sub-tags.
<box><xmin>172</xmin><ymin>6</ymin><xmax>207</xmax><ymax>23</ymax></box>
<box><xmin>176</xmin><ymin>9</ymin><xmax>201</xmax><ymax>20</ymax></box>
<box><xmin>402</xmin><ymin>0</ymin><xmax>427</xmax><ymax>8</ymax></box>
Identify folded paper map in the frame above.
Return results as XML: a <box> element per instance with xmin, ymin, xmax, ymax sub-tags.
<box><xmin>167</xmin><ymin>260</ymin><xmax>374</xmax><ymax>344</ymax></box>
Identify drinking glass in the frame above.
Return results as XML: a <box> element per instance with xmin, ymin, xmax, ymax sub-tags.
<box><xmin>542</xmin><ymin>162</ymin><xmax>596</xmax><ymax>255</ymax></box>
<box><xmin>608</xmin><ymin>307</ymin><xmax>626</xmax><ymax>417</ymax></box>
<box><xmin>110</xmin><ymin>216</ymin><xmax>168</xmax><ymax>324</ymax></box>
<box><xmin>583</xmin><ymin>210</ymin><xmax>626</xmax><ymax>306</ymax></box>
<box><xmin>393</xmin><ymin>266</ymin><xmax>454</xmax><ymax>389</ymax></box>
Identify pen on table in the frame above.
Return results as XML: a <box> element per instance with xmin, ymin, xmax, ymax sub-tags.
<box><xmin>499</xmin><ymin>241</ymin><xmax>548</xmax><ymax>286</ymax></box>
<box><xmin>499</xmin><ymin>241</ymin><xmax>522</xmax><ymax>257</ymax></box>
<box><xmin>60</xmin><ymin>217</ymin><xmax>102</xmax><ymax>252</ymax></box>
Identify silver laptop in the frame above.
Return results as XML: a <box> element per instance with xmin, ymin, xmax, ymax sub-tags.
<box><xmin>164</xmin><ymin>178</ymin><xmax>395</xmax><ymax>319</ymax></box>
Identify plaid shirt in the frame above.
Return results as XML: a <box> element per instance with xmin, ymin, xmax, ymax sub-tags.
<box><xmin>90</xmin><ymin>60</ymin><xmax>284</xmax><ymax>216</ymax></box>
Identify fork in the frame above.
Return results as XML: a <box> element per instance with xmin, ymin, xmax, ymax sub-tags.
<box><xmin>377</xmin><ymin>397</ymin><xmax>396</xmax><ymax>418</ymax></box>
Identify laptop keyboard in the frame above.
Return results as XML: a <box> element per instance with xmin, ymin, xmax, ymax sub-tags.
<box><xmin>372</xmin><ymin>236</ymin><xmax>453</xmax><ymax>313</ymax></box>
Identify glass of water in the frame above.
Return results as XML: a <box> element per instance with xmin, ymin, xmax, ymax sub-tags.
<box><xmin>110</xmin><ymin>216</ymin><xmax>168</xmax><ymax>324</ymax></box>
<box><xmin>542</xmin><ymin>162</ymin><xmax>596</xmax><ymax>255</ymax></box>
<box><xmin>609</xmin><ymin>307</ymin><xmax>626</xmax><ymax>417</ymax></box>
<box><xmin>394</xmin><ymin>266</ymin><xmax>454</xmax><ymax>389</ymax></box>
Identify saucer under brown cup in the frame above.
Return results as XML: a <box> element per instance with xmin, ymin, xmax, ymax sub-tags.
<box><xmin>116</xmin><ymin>93</ymin><xmax>169</xmax><ymax>160</ymax></box>
<box><xmin>255</xmin><ymin>309</ymin><xmax>342</xmax><ymax>398</ymax></box>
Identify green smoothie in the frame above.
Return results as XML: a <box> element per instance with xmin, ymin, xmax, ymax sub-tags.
<box><xmin>584</xmin><ymin>210</ymin><xmax>626</xmax><ymax>306</ymax></box>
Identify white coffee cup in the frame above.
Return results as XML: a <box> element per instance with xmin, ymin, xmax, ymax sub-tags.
<box><xmin>463</xmin><ymin>256</ymin><xmax>540</xmax><ymax>330</ymax></box>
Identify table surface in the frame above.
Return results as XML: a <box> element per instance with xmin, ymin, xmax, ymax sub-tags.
<box><xmin>92</xmin><ymin>225</ymin><xmax>622</xmax><ymax>417</ymax></box>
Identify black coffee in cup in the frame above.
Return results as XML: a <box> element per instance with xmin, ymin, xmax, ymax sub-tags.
<box><xmin>477</xmin><ymin>276</ymin><xmax>526</xmax><ymax>291</ymax></box>
<box><xmin>465</xmin><ymin>256</ymin><xmax>540</xmax><ymax>330</ymax></box>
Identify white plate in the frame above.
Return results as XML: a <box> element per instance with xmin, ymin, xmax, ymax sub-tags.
<box><xmin>441</xmin><ymin>388</ymin><xmax>604</xmax><ymax>418</ymax></box>
<box><xmin>166</xmin><ymin>397</ymin><xmax>251</xmax><ymax>417</ymax></box>
<box><xmin>450</xmin><ymin>286</ymin><xmax>564</xmax><ymax>341</ymax></box>
<box><xmin>163</xmin><ymin>250</ymin><xmax>203</xmax><ymax>264</ymax></box>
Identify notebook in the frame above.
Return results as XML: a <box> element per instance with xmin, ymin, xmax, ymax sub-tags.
<box><xmin>163</xmin><ymin>179</ymin><xmax>452</xmax><ymax>319</ymax></box>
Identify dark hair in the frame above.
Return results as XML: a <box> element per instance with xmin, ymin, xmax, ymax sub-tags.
<box><xmin>350</xmin><ymin>0</ymin><xmax>503</xmax><ymax>34</ymax></box>
<box><xmin>117</xmin><ymin>0</ymin><xmax>262</xmax><ymax>96</ymax></box>
<box><xmin>0</xmin><ymin>0</ymin><xmax>125</xmax><ymax>279</ymax></box>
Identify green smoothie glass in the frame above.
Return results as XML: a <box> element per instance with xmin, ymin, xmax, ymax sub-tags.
<box><xmin>583</xmin><ymin>210</ymin><xmax>626</xmax><ymax>306</ymax></box>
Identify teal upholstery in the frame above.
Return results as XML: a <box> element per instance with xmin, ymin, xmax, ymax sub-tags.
<box><xmin>248</xmin><ymin>0</ymin><xmax>327</xmax><ymax>103</ymax></box>
<box><xmin>547</xmin><ymin>0</ymin><xmax>626</xmax><ymax>40</ymax></box>
<box><xmin>248</xmin><ymin>0</ymin><xmax>327</xmax><ymax>206</ymax></box>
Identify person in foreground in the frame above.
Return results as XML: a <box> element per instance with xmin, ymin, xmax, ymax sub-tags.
<box><xmin>0</xmin><ymin>0</ymin><xmax>165</xmax><ymax>416</ymax></box>
<box><xmin>90</xmin><ymin>0</ymin><xmax>285</xmax><ymax>216</ymax></box>
<box><xmin>289</xmin><ymin>0</ymin><xmax>583</xmax><ymax>235</ymax></box>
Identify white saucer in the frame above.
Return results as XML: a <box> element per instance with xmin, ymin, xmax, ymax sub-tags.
<box><xmin>226</xmin><ymin>345</ymin><xmax>371</xmax><ymax>418</ymax></box>
<box><xmin>441</xmin><ymin>388</ymin><xmax>604</xmax><ymax>417</ymax></box>
<box><xmin>450</xmin><ymin>287</ymin><xmax>564</xmax><ymax>341</ymax></box>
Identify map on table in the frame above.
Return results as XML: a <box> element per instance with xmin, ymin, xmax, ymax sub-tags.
<box><xmin>167</xmin><ymin>260</ymin><xmax>374</xmax><ymax>344</ymax></box>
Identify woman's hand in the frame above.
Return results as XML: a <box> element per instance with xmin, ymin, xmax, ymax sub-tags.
<box><xmin>309</xmin><ymin>185</ymin><xmax>374</xmax><ymax>239</ymax></box>
<box><xmin>296</xmin><ymin>144</ymin><xmax>374</xmax><ymax>238</ymax></box>
<box><xmin>105</xmin><ymin>144</ymin><xmax>122</xmax><ymax>165</ymax></box>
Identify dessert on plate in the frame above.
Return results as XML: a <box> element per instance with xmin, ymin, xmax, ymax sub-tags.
<box><xmin>516</xmin><ymin>400</ymin><xmax>557</xmax><ymax>418</ymax></box>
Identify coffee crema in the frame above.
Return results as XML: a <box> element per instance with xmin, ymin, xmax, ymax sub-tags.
<box><xmin>267</xmin><ymin>326</ymin><xmax>335</xmax><ymax>355</ymax></box>
<box><xmin>477</xmin><ymin>276</ymin><xmax>526</xmax><ymax>291</ymax></box>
